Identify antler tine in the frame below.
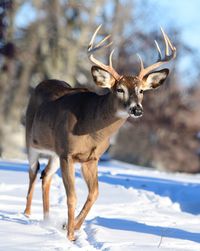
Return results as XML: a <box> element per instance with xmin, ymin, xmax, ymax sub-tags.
<box><xmin>88</xmin><ymin>24</ymin><xmax>102</xmax><ymax>51</ymax></box>
<box><xmin>154</xmin><ymin>40</ymin><xmax>162</xmax><ymax>60</ymax></box>
<box><xmin>163</xmin><ymin>31</ymin><xmax>177</xmax><ymax>58</ymax></box>
<box><xmin>138</xmin><ymin>28</ymin><xmax>176</xmax><ymax>79</ymax></box>
<box><xmin>88</xmin><ymin>25</ymin><xmax>112</xmax><ymax>53</ymax></box>
<box><xmin>109</xmin><ymin>49</ymin><xmax>115</xmax><ymax>67</ymax></box>
<box><xmin>88</xmin><ymin>25</ymin><xmax>121</xmax><ymax>80</ymax></box>
<box><xmin>166</xmin><ymin>35</ymin><xmax>176</xmax><ymax>51</ymax></box>
<box><xmin>161</xmin><ymin>27</ymin><xmax>176</xmax><ymax>59</ymax></box>
<box><xmin>95</xmin><ymin>34</ymin><xmax>112</xmax><ymax>49</ymax></box>
<box><xmin>137</xmin><ymin>53</ymin><xmax>144</xmax><ymax>71</ymax></box>
<box><xmin>160</xmin><ymin>27</ymin><xmax>170</xmax><ymax>56</ymax></box>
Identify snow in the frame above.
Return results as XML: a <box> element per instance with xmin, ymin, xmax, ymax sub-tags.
<box><xmin>0</xmin><ymin>159</ymin><xmax>200</xmax><ymax>250</ymax></box>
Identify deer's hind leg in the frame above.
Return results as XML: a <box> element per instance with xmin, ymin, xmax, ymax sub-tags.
<box><xmin>41</xmin><ymin>154</ymin><xmax>59</xmax><ymax>219</ymax></box>
<box><xmin>24</xmin><ymin>147</ymin><xmax>39</xmax><ymax>216</ymax></box>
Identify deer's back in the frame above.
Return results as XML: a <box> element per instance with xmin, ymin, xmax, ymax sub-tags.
<box><xmin>25</xmin><ymin>79</ymin><xmax>88</xmax><ymax>147</ymax></box>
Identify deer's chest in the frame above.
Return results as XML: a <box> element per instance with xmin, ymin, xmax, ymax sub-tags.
<box><xmin>67</xmin><ymin>133</ymin><xmax>109</xmax><ymax>163</ymax></box>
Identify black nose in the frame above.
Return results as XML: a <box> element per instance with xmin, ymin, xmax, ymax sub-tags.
<box><xmin>129</xmin><ymin>105</ymin><xmax>143</xmax><ymax>117</ymax></box>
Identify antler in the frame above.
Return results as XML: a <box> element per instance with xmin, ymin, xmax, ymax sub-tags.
<box><xmin>137</xmin><ymin>27</ymin><xmax>176</xmax><ymax>79</ymax></box>
<box><xmin>88</xmin><ymin>24</ymin><xmax>122</xmax><ymax>81</ymax></box>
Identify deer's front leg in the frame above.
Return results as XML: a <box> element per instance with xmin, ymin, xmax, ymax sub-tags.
<box><xmin>75</xmin><ymin>160</ymin><xmax>99</xmax><ymax>230</ymax></box>
<box><xmin>60</xmin><ymin>156</ymin><xmax>77</xmax><ymax>241</ymax></box>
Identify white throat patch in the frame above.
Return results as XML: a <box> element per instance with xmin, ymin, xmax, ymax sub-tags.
<box><xmin>115</xmin><ymin>109</ymin><xmax>129</xmax><ymax>119</ymax></box>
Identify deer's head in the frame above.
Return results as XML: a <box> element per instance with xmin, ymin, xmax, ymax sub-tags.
<box><xmin>88</xmin><ymin>25</ymin><xmax>176</xmax><ymax>118</ymax></box>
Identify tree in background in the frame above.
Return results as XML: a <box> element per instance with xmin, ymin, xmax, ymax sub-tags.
<box><xmin>0</xmin><ymin>0</ymin><xmax>15</xmax><ymax>155</ymax></box>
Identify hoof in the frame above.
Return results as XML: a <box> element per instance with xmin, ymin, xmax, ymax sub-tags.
<box><xmin>43</xmin><ymin>213</ymin><xmax>49</xmax><ymax>221</ymax></box>
<box><xmin>24</xmin><ymin>210</ymin><xmax>31</xmax><ymax>218</ymax></box>
<box><xmin>67</xmin><ymin>234</ymin><xmax>76</xmax><ymax>241</ymax></box>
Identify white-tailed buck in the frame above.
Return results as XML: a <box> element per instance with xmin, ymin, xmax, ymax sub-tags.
<box><xmin>24</xmin><ymin>25</ymin><xmax>176</xmax><ymax>240</ymax></box>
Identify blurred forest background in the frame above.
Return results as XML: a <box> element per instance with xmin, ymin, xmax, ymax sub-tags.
<box><xmin>0</xmin><ymin>0</ymin><xmax>200</xmax><ymax>173</ymax></box>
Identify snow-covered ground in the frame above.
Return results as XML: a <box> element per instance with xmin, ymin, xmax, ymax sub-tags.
<box><xmin>0</xmin><ymin>159</ymin><xmax>200</xmax><ymax>251</ymax></box>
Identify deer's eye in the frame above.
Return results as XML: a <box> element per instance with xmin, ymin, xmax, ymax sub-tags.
<box><xmin>117</xmin><ymin>88</ymin><xmax>124</xmax><ymax>93</ymax></box>
<box><xmin>139</xmin><ymin>90</ymin><xmax>143</xmax><ymax>94</ymax></box>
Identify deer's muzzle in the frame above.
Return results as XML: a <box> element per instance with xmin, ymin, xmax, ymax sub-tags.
<box><xmin>129</xmin><ymin>104</ymin><xmax>143</xmax><ymax>117</ymax></box>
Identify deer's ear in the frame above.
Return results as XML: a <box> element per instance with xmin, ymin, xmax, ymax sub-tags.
<box><xmin>142</xmin><ymin>69</ymin><xmax>169</xmax><ymax>90</ymax></box>
<box><xmin>91</xmin><ymin>66</ymin><xmax>116</xmax><ymax>89</ymax></box>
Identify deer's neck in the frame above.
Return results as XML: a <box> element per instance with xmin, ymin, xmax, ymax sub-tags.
<box><xmin>97</xmin><ymin>92</ymin><xmax>124</xmax><ymax>122</ymax></box>
<box><xmin>73</xmin><ymin>92</ymin><xmax>126</xmax><ymax>137</ymax></box>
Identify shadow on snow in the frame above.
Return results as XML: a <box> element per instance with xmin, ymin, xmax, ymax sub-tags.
<box><xmin>89</xmin><ymin>216</ymin><xmax>200</xmax><ymax>244</ymax></box>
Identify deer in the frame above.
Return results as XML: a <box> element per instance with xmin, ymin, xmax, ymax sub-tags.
<box><xmin>24</xmin><ymin>25</ymin><xmax>176</xmax><ymax>241</ymax></box>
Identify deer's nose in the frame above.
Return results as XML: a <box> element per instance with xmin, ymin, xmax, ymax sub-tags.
<box><xmin>129</xmin><ymin>104</ymin><xmax>143</xmax><ymax>117</ymax></box>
